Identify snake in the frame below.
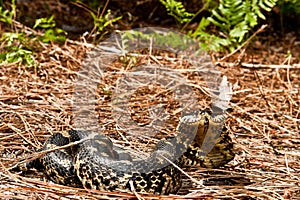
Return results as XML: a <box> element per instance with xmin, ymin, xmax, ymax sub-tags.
<box><xmin>15</xmin><ymin>109</ymin><xmax>235</xmax><ymax>195</ymax></box>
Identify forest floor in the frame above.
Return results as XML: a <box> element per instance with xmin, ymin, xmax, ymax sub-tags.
<box><xmin>0</xmin><ymin>1</ymin><xmax>299</xmax><ymax>199</ymax></box>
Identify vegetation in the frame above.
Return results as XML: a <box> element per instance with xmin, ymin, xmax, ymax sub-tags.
<box><xmin>159</xmin><ymin>0</ymin><xmax>194</xmax><ymax>24</ymax></box>
<box><xmin>0</xmin><ymin>0</ymin><xmax>37</xmax><ymax>66</ymax></box>
<box><xmin>90</xmin><ymin>9</ymin><xmax>122</xmax><ymax>32</ymax></box>
<box><xmin>0</xmin><ymin>32</ymin><xmax>37</xmax><ymax>66</ymax></box>
<box><xmin>0</xmin><ymin>0</ymin><xmax>300</xmax><ymax>65</ymax></box>
<box><xmin>160</xmin><ymin>0</ymin><xmax>278</xmax><ymax>51</ymax></box>
<box><xmin>33</xmin><ymin>15</ymin><xmax>67</xmax><ymax>43</ymax></box>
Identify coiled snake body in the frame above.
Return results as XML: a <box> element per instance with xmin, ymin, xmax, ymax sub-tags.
<box><xmin>17</xmin><ymin>110</ymin><xmax>234</xmax><ymax>195</ymax></box>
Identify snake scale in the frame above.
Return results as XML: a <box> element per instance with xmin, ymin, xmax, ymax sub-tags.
<box><xmin>15</xmin><ymin>109</ymin><xmax>235</xmax><ymax>195</ymax></box>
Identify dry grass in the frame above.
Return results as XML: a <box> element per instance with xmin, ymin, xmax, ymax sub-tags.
<box><xmin>0</xmin><ymin>25</ymin><xmax>299</xmax><ymax>200</ymax></box>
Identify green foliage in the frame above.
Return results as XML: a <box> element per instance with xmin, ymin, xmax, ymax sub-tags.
<box><xmin>0</xmin><ymin>0</ymin><xmax>15</xmax><ymax>24</ymax></box>
<box><xmin>0</xmin><ymin>32</ymin><xmax>37</xmax><ymax>66</ymax></box>
<box><xmin>0</xmin><ymin>46</ymin><xmax>36</xmax><ymax>65</ymax></box>
<box><xmin>122</xmin><ymin>29</ymin><xmax>194</xmax><ymax>52</ymax></box>
<box><xmin>205</xmin><ymin>0</ymin><xmax>277</xmax><ymax>50</ymax></box>
<box><xmin>198</xmin><ymin>0</ymin><xmax>277</xmax><ymax>51</ymax></box>
<box><xmin>33</xmin><ymin>15</ymin><xmax>56</xmax><ymax>29</ymax></box>
<box><xmin>33</xmin><ymin>15</ymin><xmax>67</xmax><ymax>43</ymax></box>
<box><xmin>0</xmin><ymin>1</ymin><xmax>37</xmax><ymax>66</ymax></box>
<box><xmin>91</xmin><ymin>9</ymin><xmax>122</xmax><ymax>32</ymax></box>
<box><xmin>160</xmin><ymin>0</ymin><xmax>277</xmax><ymax>51</ymax></box>
<box><xmin>159</xmin><ymin>0</ymin><xmax>194</xmax><ymax>24</ymax></box>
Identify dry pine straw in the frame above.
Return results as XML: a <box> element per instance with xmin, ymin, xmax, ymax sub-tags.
<box><xmin>0</xmin><ymin>37</ymin><xmax>299</xmax><ymax>200</ymax></box>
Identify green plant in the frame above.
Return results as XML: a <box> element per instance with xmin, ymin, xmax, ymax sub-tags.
<box><xmin>33</xmin><ymin>15</ymin><xmax>67</xmax><ymax>43</ymax></box>
<box><xmin>0</xmin><ymin>1</ymin><xmax>37</xmax><ymax>66</ymax></box>
<box><xmin>160</xmin><ymin>0</ymin><xmax>278</xmax><ymax>51</ymax></box>
<box><xmin>0</xmin><ymin>32</ymin><xmax>37</xmax><ymax>66</ymax></box>
<box><xmin>91</xmin><ymin>9</ymin><xmax>122</xmax><ymax>32</ymax></box>
<box><xmin>198</xmin><ymin>0</ymin><xmax>277</xmax><ymax>51</ymax></box>
<box><xmin>0</xmin><ymin>0</ymin><xmax>16</xmax><ymax>24</ymax></box>
<box><xmin>159</xmin><ymin>0</ymin><xmax>194</xmax><ymax>24</ymax></box>
<box><xmin>123</xmin><ymin>29</ymin><xmax>193</xmax><ymax>52</ymax></box>
<box><xmin>211</xmin><ymin>0</ymin><xmax>276</xmax><ymax>39</ymax></box>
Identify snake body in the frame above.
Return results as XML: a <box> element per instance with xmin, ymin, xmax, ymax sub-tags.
<box><xmin>17</xmin><ymin>110</ymin><xmax>234</xmax><ymax>195</ymax></box>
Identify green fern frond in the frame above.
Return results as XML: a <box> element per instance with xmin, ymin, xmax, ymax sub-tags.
<box><xmin>205</xmin><ymin>0</ymin><xmax>277</xmax><ymax>49</ymax></box>
<box><xmin>159</xmin><ymin>0</ymin><xmax>278</xmax><ymax>51</ymax></box>
<box><xmin>160</xmin><ymin>0</ymin><xmax>194</xmax><ymax>24</ymax></box>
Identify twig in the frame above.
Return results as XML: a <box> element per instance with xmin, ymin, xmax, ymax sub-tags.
<box><xmin>240</xmin><ymin>63</ymin><xmax>300</xmax><ymax>69</ymax></box>
<box><xmin>219</xmin><ymin>24</ymin><xmax>268</xmax><ymax>62</ymax></box>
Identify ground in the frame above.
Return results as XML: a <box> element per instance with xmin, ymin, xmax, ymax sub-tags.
<box><xmin>0</xmin><ymin>1</ymin><xmax>299</xmax><ymax>199</ymax></box>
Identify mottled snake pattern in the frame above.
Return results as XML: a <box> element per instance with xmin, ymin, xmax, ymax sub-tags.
<box><xmin>16</xmin><ymin>110</ymin><xmax>235</xmax><ymax>195</ymax></box>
